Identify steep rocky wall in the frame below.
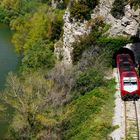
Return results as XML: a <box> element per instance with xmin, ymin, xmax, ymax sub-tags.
<box><xmin>62</xmin><ymin>10</ymin><xmax>91</xmax><ymax>64</ymax></box>
<box><xmin>55</xmin><ymin>0</ymin><xmax>140</xmax><ymax>65</ymax></box>
<box><xmin>92</xmin><ymin>0</ymin><xmax>140</xmax><ymax>37</ymax></box>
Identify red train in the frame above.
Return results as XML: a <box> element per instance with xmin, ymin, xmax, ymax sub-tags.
<box><xmin>116</xmin><ymin>54</ymin><xmax>140</xmax><ymax>101</ymax></box>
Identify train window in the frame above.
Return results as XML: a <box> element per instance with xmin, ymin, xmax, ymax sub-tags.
<box><xmin>124</xmin><ymin>81</ymin><xmax>137</xmax><ymax>85</ymax></box>
<box><xmin>119</xmin><ymin>62</ymin><xmax>131</xmax><ymax>68</ymax></box>
<box><xmin>124</xmin><ymin>82</ymin><xmax>130</xmax><ymax>86</ymax></box>
<box><xmin>131</xmin><ymin>82</ymin><xmax>137</xmax><ymax>85</ymax></box>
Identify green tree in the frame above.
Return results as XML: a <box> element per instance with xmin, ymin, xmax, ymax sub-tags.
<box><xmin>2</xmin><ymin>72</ymin><xmax>58</xmax><ymax>139</ymax></box>
<box><xmin>22</xmin><ymin>40</ymin><xmax>55</xmax><ymax>71</ymax></box>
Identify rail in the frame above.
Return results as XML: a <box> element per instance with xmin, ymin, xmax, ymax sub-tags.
<box><xmin>124</xmin><ymin>101</ymin><xmax>140</xmax><ymax>140</ymax></box>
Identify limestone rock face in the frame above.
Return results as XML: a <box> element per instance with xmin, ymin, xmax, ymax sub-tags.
<box><xmin>61</xmin><ymin>9</ymin><xmax>90</xmax><ymax>64</ymax></box>
<box><xmin>92</xmin><ymin>0</ymin><xmax>140</xmax><ymax>37</ymax></box>
<box><xmin>55</xmin><ymin>0</ymin><xmax>140</xmax><ymax>65</ymax></box>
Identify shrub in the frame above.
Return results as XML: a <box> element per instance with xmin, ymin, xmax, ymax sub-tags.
<box><xmin>129</xmin><ymin>0</ymin><xmax>140</xmax><ymax>9</ymax></box>
<box><xmin>49</xmin><ymin>16</ymin><xmax>63</xmax><ymax>40</ymax></box>
<box><xmin>70</xmin><ymin>0</ymin><xmax>99</xmax><ymax>21</ymax></box>
<box><xmin>70</xmin><ymin>3</ymin><xmax>91</xmax><ymax>21</ymax></box>
<box><xmin>97</xmin><ymin>36</ymin><xmax>132</xmax><ymax>52</ymax></box>
<box><xmin>1</xmin><ymin>72</ymin><xmax>59</xmax><ymax>139</ymax></box>
<box><xmin>79</xmin><ymin>0</ymin><xmax>99</xmax><ymax>9</ymax></box>
<box><xmin>74</xmin><ymin>68</ymin><xmax>105</xmax><ymax>95</ymax></box>
<box><xmin>111</xmin><ymin>0</ymin><xmax>127</xmax><ymax>19</ymax></box>
<box><xmin>21</xmin><ymin>40</ymin><xmax>55</xmax><ymax>71</ymax></box>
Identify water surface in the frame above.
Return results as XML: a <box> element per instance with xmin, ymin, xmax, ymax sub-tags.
<box><xmin>0</xmin><ymin>24</ymin><xmax>18</xmax><ymax>88</ymax></box>
<box><xmin>0</xmin><ymin>23</ymin><xmax>18</xmax><ymax>138</ymax></box>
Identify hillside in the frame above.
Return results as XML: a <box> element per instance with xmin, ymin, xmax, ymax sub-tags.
<box><xmin>0</xmin><ymin>0</ymin><xmax>139</xmax><ymax>139</ymax></box>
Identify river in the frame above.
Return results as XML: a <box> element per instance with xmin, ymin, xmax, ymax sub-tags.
<box><xmin>0</xmin><ymin>24</ymin><xmax>18</xmax><ymax>138</ymax></box>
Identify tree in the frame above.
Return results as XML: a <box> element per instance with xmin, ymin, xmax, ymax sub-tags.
<box><xmin>1</xmin><ymin>72</ymin><xmax>58</xmax><ymax>139</ymax></box>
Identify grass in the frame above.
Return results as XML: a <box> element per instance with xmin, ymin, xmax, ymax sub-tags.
<box><xmin>61</xmin><ymin>79</ymin><xmax>116</xmax><ymax>140</ymax></box>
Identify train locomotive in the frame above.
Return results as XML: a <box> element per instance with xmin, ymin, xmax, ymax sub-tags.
<box><xmin>116</xmin><ymin>54</ymin><xmax>140</xmax><ymax>101</ymax></box>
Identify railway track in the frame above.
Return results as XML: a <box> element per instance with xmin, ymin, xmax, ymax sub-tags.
<box><xmin>124</xmin><ymin>101</ymin><xmax>140</xmax><ymax>140</ymax></box>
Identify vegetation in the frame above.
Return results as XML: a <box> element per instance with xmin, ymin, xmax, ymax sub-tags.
<box><xmin>111</xmin><ymin>0</ymin><xmax>140</xmax><ymax>19</ymax></box>
<box><xmin>21</xmin><ymin>39</ymin><xmax>55</xmax><ymax>71</ymax></box>
<box><xmin>1</xmin><ymin>72</ymin><xmax>59</xmax><ymax>139</ymax></box>
<box><xmin>111</xmin><ymin>0</ymin><xmax>127</xmax><ymax>19</ymax></box>
<box><xmin>72</xmin><ymin>17</ymin><xmax>132</xmax><ymax>64</ymax></box>
<box><xmin>0</xmin><ymin>1</ymin><xmax>64</xmax><ymax>71</ymax></box>
<box><xmin>70</xmin><ymin>0</ymin><xmax>99</xmax><ymax>21</ymax></box>
<box><xmin>0</xmin><ymin>0</ymin><xmax>133</xmax><ymax>139</ymax></box>
<box><xmin>129</xmin><ymin>0</ymin><xmax>140</xmax><ymax>9</ymax></box>
<box><xmin>62</xmin><ymin>79</ymin><xmax>115</xmax><ymax>140</ymax></box>
<box><xmin>74</xmin><ymin>69</ymin><xmax>105</xmax><ymax>95</ymax></box>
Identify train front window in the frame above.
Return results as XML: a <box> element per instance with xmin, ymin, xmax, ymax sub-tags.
<box><xmin>124</xmin><ymin>81</ymin><xmax>137</xmax><ymax>86</ymax></box>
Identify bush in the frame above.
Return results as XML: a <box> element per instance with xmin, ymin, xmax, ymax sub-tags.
<box><xmin>1</xmin><ymin>72</ymin><xmax>59</xmax><ymax>139</ymax></box>
<box><xmin>79</xmin><ymin>0</ymin><xmax>99</xmax><ymax>9</ymax></box>
<box><xmin>49</xmin><ymin>16</ymin><xmax>63</xmax><ymax>40</ymax></box>
<box><xmin>111</xmin><ymin>0</ymin><xmax>127</xmax><ymax>19</ymax></box>
<box><xmin>70</xmin><ymin>3</ymin><xmax>91</xmax><ymax>21</ymax></box>
<box><xmin>21</xmin><ymin>40</ymin><xmax>55</xmax><ymax>71</ymax></box>
<box><xmin>10</xmin><ymin>5</ymin><xmax>64</xmax><ymax>54</ymax></box>
<box><xmin>129</xmin><ymin>0</ymin><xmax>140</xmax><ymax>9</ymax></box>
<box><xmin>74</xmin><ymin>69</ymin><xmax>105</xmax><ymax>95</ymax></box>
<box><xmin>70</xmin><ymin>0</ymin><xmax>99</xmax><ymax>21</ymax></box>
<box><xmin>56</xmin><ymin>0</ymin><xmax>70</xmax><ymax>9</ymax></box>
<box><xmin>97</xmin><ymin>36</ymin><xmax>132</xmax><ymax>52</ymax></box>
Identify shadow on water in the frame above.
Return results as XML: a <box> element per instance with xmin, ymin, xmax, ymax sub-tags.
<box><xmin>0</xmin><ymin>23</ymin><xmax>18</xmax><ymax>139</ymax></box>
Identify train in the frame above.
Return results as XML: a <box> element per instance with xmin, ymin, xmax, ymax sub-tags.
<box><xmin>116</xmin><ymin>54</ymin><xmax>140</xmax><ymax>101</ymax></box>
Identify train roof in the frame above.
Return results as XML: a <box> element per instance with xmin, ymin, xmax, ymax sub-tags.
<box><xmin>121</xmin><ymin>71</ymin><xmax>137</xmax><ymax>77</ymax></box>
<box><xmin>117</xmin><ymin>53</ymin><xmax>131</xmax><ymax>58</ymax></box>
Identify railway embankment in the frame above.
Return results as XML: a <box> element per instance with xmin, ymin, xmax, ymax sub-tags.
<box><xmin>61</xmin><ymin>78</ymin><xmax>116</xmax><ymax>140</ymax></box>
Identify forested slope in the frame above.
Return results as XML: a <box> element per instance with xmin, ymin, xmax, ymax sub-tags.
<box><xmin>0</xmin><ymin>0</ymin><xmax>139</xmax><ymax>139</ymax></box>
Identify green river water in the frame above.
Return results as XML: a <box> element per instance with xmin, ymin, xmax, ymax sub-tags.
<box><xmin>0</xmin><ymin>24</ymin><xmax>18</xmax><ymax>138</ymax></box>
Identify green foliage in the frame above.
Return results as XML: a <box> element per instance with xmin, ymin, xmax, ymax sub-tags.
<box><xmin>70</xmin><ymin>0</ymin><xmax>99</xmax><ymax>21</ymax></box>
<box><xmin>97</xmin><ymin>36</ymin><xmax>132</xmax><ymax>52</ymax></box>
<box><xmin>21</xmin><ymin>40</ymin><xmax>55</xmax><ymax>71</ymax></box>
<box><xmin>62</xmin><ymin>80</ymin><xmax>115</xmax><ymax>140</ymax></box>
<box><xmin>10</xmin><ymin>5</ymin><xmax>64</xmax><ymax>54</ymax></box>
<box><xmin>1</xmin><ymin>72</ymin><xmax>59</xmax><ymax>139</ymax></box>
<box><xmin>70</xmin><ymin>3</ymin><xmax>91</xmax><ymax>21</ymax></box>
<box><xmin>79</xmin><ymin>0</ymin><xmax>99</xmax><ymax>9</ymax></box>
<box><xmin>72</xmin><ymin>17</ymin><xmax>132</xmax><ymax>64</ymax></box>
<box><xmin>0</xmin><ymin>1</ymin><xmax>118</xmax><ymax>140</ymax></box>
<box><xmin>129</xmin><ymin>0</ymin><xmax>140</xmax><ymax>9</ymax></box>
<box><xmin>111</xmin><ymin>0</ymin><xmax>127</xmax><ymax>19</ymax></box>
<box><xmin>49</xmin><ymin>14</ymin><xmax>64</xmax><ymax>41</ymax></box>
<box><xmin>74</xmin><ymin>69</ymin><xmax>105</xmax><ymax>95</ymax></box>
<box><xmin>0</xmin><ymin>0</ymin><xmax>41</xmax><ymax>23</ymax></box>
<box><xmin>0</xmin><ymin>1</ymin><xmax>64</xmax><ymax>72</ymax></box>
<box><xmin>72</xmin><ymin>17</ymin><xmax>106</xmax><ymax>63</ymax></box>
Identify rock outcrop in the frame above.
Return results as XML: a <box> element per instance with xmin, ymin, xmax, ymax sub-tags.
<box><xmin>55</xmin><ymin>0</ymin><xmax>140</xmax><ymax>65</ymax></box>
<box><xmin>62</xmin><ymin>10</ymin><xmax>90</xmax><ymax>64</ymax></box>
<box><xmin>92</xmin><ymin>0</ymin><xmax>140</xmax><ymax>37</ymax></box>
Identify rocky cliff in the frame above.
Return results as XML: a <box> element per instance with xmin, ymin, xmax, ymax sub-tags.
<box><xmin>55</xmin><ymin>0</ymin><xmax>140</xmax><ymax>65</ymax></box>
<box><xmin>93</xmin><ymin>0</ymin><xmax>140</xmax><ymax>37</ymax></box>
